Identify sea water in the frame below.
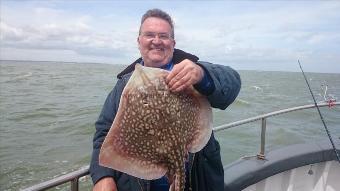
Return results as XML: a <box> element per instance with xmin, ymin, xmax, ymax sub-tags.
<box><xmin>0</xmin><ymin>60</ymin><xmax>339</xmax><ymax>190</ymax></box>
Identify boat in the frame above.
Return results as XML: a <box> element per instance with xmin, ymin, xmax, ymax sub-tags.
<box><xmin>22</xmin><ymin>102</ymin><xmax>340</xmax><ymax>191</ymax></box>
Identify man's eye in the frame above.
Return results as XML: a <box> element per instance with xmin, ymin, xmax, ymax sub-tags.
<box><xmin>159</xmin><ymin>34</ymin><xmax>170</xmax><ymax>40</ymax></box>
<box><xmin>145</xmin><ymin>34</ymin><xmax>154</xmax><ymax>38</ymax></box>
<box><xmin>143</xmin><ymin>33</ymin><xmax>155</xmax><ymax>39</ymax></box>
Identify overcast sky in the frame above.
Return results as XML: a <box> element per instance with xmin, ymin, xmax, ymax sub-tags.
<box><xmin>1</xmin><ymin>0</ymin><xmax>339</xmax><ymax>73</ymax></box>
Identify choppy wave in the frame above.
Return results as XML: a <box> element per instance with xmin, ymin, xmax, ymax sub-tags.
<box><xmin>251</xmin><ymin>85</ymin><xmax>263</xmax><ymax>91</ymax></box>
<box><xmin>234</xmin><ymin>98</ymin><xmax>250</xmax><ymax>105</ymax></box>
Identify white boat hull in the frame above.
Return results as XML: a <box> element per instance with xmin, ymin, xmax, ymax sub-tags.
<box><xmin>243</xmin><ymin>160</ymin><xmax>340</xmax><ymax>191</ymax></box>
<box><xmin>224</xmin><ymin>140</ymin><xmax>340</xmax><ymax>191</ymax></box>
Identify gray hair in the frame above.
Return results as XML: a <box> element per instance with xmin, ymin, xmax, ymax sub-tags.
<box><xmin>139</xmin><ymin>9</ymin><xmax>175</xmax><ymax>38</ymax></box>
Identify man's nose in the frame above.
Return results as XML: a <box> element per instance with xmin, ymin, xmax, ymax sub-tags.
<box><xmin>151</xmin><ymin>36</ymin><xmax>162</xmax><ymax>44</ymax></box>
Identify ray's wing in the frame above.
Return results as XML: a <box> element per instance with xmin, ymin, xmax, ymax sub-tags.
<box><xmin>99</xmin><ymin>64</ymin><xmax>169</xmax><ymax>180</ymax></box>
<box><xmin>186</xmin><ymin>88</ymin><xmax>213</xmax><ymax>153</ymax></box>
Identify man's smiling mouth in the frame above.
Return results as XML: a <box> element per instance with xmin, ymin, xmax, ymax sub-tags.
<box><xmin>151</xmin><ymin>47</ymin><xmax>164</xmax><ymax>51</ymax></box>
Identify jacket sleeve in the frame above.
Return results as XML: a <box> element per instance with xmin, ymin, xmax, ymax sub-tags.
<box><xmin>197</xmin><ymin>61</ymin><xmax>241</xmax><ymax>110</ymax></box>
<box><xmin>89</xmin><ymin>79</ymin><xmax>125</xmax><ymax>184</ymax></box>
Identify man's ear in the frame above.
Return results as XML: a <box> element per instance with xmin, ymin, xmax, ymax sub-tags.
<box><xmin>137</xmin><ymin>37</ymin><xmax>141</xmax><ymax>50</ymax></box>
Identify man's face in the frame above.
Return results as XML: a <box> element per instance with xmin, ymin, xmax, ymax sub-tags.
<box><xmin>138</xmin><ymin>17</ymin><xmax>176</xmax><ymax>68</ymax></box>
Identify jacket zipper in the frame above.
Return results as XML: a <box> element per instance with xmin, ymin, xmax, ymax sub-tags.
<box><xmin>189</xmin><ymin>153</ymin><xmax>195</xmax><ymax>191</ymax></box>
<box><xmin>137</xmin><ymin>179</ymin><xmax>144</xmax><ymax>191</ymax></box>
<box><xmin>137</xmin><ymin>179</ymin><xmax>150</xmax><ymax>191</ymax></box>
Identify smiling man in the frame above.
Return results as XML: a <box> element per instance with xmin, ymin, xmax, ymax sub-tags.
<box><xmin>137</xmin><ymin>11</ymin><xmax>204</xmax><ymax>93</ymax></box>
<box><xmin>138</xmin><ymin>16</ymin><xmax>175</xmax><ymax>68</ymax></box>
<box><xmin>90</xmin><ymin>9</ymin><xmax>241</xmax><ymax>191</ymax></box>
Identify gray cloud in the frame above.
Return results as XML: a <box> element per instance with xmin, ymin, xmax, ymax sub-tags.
<box><xmin>1</xmin><ymin>1</ymin><xmax>339</xmax><ymax>72</ymax></box>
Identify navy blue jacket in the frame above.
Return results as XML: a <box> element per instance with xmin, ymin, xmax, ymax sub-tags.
<box><xmin>90</xmin><ymin>49</ymin><xmax>241</xmax><ymax>191</ymax></box>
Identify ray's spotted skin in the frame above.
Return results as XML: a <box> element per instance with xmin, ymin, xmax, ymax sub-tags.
<box><xmin>99</xmin><ymin>64</ymin><xmax>212</xmax><ymax>191</ymax></box>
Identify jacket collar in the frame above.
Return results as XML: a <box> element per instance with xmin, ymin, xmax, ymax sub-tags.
<box><xmin>117</xmin><ymin>49</ymin><xmax>199</xmax><ymax>79</ymax></box>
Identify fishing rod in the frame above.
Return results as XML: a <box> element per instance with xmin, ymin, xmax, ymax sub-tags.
<box><xmin>298</xmin><ymin>60</ymin><xmax>340</xmax><ymax>163</ymax></box>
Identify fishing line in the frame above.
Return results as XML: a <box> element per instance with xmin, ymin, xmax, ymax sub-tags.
<box><xmin>298</xmin><ymin>60</ymin><xmax>340</xmax><ymax>163</ymax></box>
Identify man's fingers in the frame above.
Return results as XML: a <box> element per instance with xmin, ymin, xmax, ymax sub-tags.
<box><xmin>167</xmin><ymin>68</ymin><xmax>189</xmax><ymax>88</ymax></box>
<box><xmin>166</xmin><ymin>59</ymin><xmax>204</xmax><ymax>92</ymax></box>
<box><xmin>93</xmin><ymin>177</ymin><xmax>117</xmax><ymax>191</ymax></box>
<box><xmin>170</xmin><ymin>77</ymin><xmax>192</xmax><ymax>92</ymax></box>
<box><xmin>166</xmin><ymin>63</ymin><xmax>184</xmax><ymax>84</ymax></box>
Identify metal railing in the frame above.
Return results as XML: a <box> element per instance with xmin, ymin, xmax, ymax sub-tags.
<box><xmin>22</xmin><ymin>102</ymin><xmax>339</xmax><ymax>191</ymax></box>
<box><xmin>22</xmin><ymin>166</ymin><xmax>89</xmax><ymax>191</ymax></box>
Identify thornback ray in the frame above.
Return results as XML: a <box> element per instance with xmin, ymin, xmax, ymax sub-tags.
<box><xmin>99</xmin><ymin>64</ymin><xmax>212</xmax><ymax>191</ymax></box>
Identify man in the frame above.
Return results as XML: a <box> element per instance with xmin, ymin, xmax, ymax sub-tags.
<box><xmin>90</xmin><ymin>9</ymin><xmax>241</xmax><ymax>191</ymax></box>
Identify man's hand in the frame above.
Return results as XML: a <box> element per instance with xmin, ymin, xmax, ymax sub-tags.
<box><xmin>93</xmin><ymin>177</ymin><xmax>117</xmax><ymax>191</ymax></box>
<box><xmin>166</xmin><ymin>59</ymin><xmax>204</xmax><ymax>92</ymax></box>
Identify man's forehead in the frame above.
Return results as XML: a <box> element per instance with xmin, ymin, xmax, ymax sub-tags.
<box><xmin>141</xmin><ymin>17</ymin><xmax>171</xmax><ymax>30</ymax></box>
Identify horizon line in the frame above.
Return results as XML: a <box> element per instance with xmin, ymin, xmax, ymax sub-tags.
<box><xmin>1</xmin><ymin>59</ymin><xmax>339</xmax><ymax>74</ymax></box>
